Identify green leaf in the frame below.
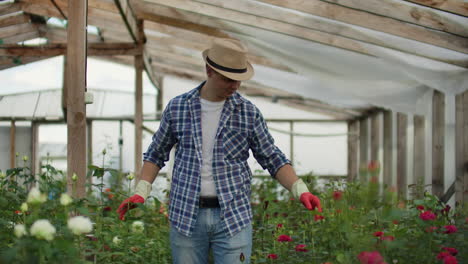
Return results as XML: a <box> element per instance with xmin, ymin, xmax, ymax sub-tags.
<box><xmin>336</xmin><ymin>253</ymin><xmax>345</xmax><ymax>263</ymax></box>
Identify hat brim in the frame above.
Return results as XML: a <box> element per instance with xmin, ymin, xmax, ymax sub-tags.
<box><xmin>202</xmin><ymin>49</ymin><xmax>254</xmax><ymax>81</ymax></box>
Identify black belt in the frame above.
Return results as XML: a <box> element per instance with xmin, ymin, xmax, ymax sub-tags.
<box><xmin>199</xmin><ymin>197</ymin><xmax>220</xmax><ymax>208</ymax></box>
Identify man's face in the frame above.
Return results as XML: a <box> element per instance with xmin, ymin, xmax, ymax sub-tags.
<box><xmin>210</xmin><ymin>70</ymin><xmax>241</xmax><ymax>99</ymax></box>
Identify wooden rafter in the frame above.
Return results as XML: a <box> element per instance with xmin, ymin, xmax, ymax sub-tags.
<box><xmin>133</xmin><ymin>0</ymin><xmax>468</xmax><ymax>67</ymax></box>
<box><xmin>254</xmin><ymin>0</ymin><xmax>468</xmax><ymax>53</ymax></box>
<box><xmin>0</xmin><ymin>12</ymin><xmax>30</xmax><ymax>28</ymax></box>
<box><xmin>0</xmin><ymin>2</ymin><xmax>23</xmax><ymax>17</ymax></box>
<box><xmin>325</xmin><ymin>0</ymin><xmax>467</xmax><ymax>37</ymax></box>
<box><xmin>0</xmin><ymin>23</ymin><xmax>38</xmax><ymax>40</ymax></box>
<box><xmin>0</xmin><ymin>42</ymin><xmax>140</xmax><ymax>56</ymax></box>
<box><xmin>405</xmin><ymin>0</ymin><xmax>468</xmax><ymax>17</ymax></box>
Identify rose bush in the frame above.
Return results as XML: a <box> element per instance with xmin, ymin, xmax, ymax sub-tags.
<box><xmin>0</xmin><ymin>160</ymin><xmax>466</xmax><ymax>263</ymax></box>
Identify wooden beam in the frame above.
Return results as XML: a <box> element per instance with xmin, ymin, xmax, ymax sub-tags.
<box><xmin>0</xmin><ymin>23</ymin><xmax>38</xmax><ymax>40</ymax></box>
<box><xmin>405</xmin><ymin>0</ymin><xmax>468</xmax><ymax>17</ymax></box>
<box><xmin>66</xmin><ymin>0</ymin><xmax>88</xmax><ymax>198</ymax></box>
<box><xmin>359</xmin><ymin>118</ymin><xmax>369</xmax><ymax>182</ymax></box>
<box><xmin>0</xmin><ymin>42</ymin><xmax>141</xmax><ymax>56</ymax></box>
<box><xmin>255</xmin><ymin>0</ymin><xmax>468</xmax><ymax>53</ymax></box>
<box><xmin>0</xmin><ymin>2</ymin><xmax>23</xmax><ymax>17</ymax></box>
<box><xmin>0</xmin><ymin>56</ymin><xmax>52</xmax><ymax>70</ymax></box>
<box><xmin>455</xmin><ymin>90</ymin><xmax>468</xmax><ymax>204</ymax></box>
<box><xmin>113</xmin><ymin>0</ymin><xmax>161</xmax><ymax>90</ymax></box>
<box><xmin>10</xmin><ymin>120</ymin><xmax>15</xmax><ymax>169</ymax></box>
<box><xmin>136</xmin><ymin>0</ymin><xmax>468</xmax><ymax>68</ymax></box>
<box><xmin>347</xmin><ymin>120</ymin><xmax>359</xmax><ymax>181</ymax></box>
<box><xmin>134</xmin><ymin>19</ymin><xmax>143</xmax><ymax>179</ymax></box>
<box><xmin>31</xmin><ymin>121</ymin><xmax>39</xmax><ymax>176</ymax></box>
<box><xmin>413</xmin><ymin>114</ymin><xmax>426</xmax><ymax>198</ymax></box>
<box><xmin>370</xmin><ymin>113</ymin><xmax>380</xmax><ymax>162</ymax></box>
<box><xmin>0</xmin><ymin>12</ymin><xmax>30</xmax><ymax>28</ymax></box>
<box><xmin>0</xmin><ymin>30</ymin><xmax>40</xmax><ymax>44</ymax></box>
<box><xmin>397</xmin><ymin>113</ymin><xmax>408</xmax><ymax>199</ymax></box>
<box><xmin>383</xmin><ymin>110</ymin><xmax>393</xmax><ymax>188</ymax></box>
<box><xmin>432</xmin><ymin>91</ymin><xmax>445</xmax><ymax>198</ymax></box>
<box><xmin>313</xmin><ymin>0</ymin><xmax>467</xmax><ymax>37</ymax></box>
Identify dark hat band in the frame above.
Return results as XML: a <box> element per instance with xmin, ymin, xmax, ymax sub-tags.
<box><xmin>206</xmin><ymin>56</ymin><xmax>247</xmax><ymax>74</ymax></box>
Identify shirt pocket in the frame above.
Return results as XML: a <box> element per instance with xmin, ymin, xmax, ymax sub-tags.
<box><xmin>223</xmin><ymin>125</ymin><xmax>249</xmax><ymax>160</ymax></box>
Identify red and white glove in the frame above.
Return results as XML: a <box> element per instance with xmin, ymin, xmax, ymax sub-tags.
<box><xmin>117</xmin><ymin>180</ymin><xmax>152</xmax><ymax>220</ymax></box>
<box><xmin>291</xmin><ymin>179</ymin><xmax>322</xmax><ymax>212</ymax></box>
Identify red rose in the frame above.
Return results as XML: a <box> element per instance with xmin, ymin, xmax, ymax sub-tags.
<box><xmin>443</xmin><ymin>255</ymin><xmax>458</xmax><ymax>264</ymax></box>
<box><xmin>357</xmin><ymin>251</ymin><xmax>385</xmax><ymax>264</ymax></box>
<box><xmin>373</xmin><ymin>231</ymin><xmax>384</xmax><ymax>237</ymax></box>
<box><xmin>437</xmin><ymin>252</ymin><xmax>451</xmax><ymax>260</ymax></box>
<box><xmin>416</xmin><ymin>205</ymin><xmax>425</xmax><ymax>211</ymax></box>
<box><xmin>442</xmin><ymin>247</ymin><xmax>458</xmax><ymax>256</ymax></box>
<box><xmin>277</xmin><ymin>234</ymin><xmax>292</xmax><ymax>242</ymax></box>
<box><xmin>441</xmin><ymin>205</ymin><xmax>451</xmax><ymax>215</ymax></box>
<box><xmin>333</xmin><ymin>191</ymin><xmax>343</xmax><ymax>200</ymax></box>
<box><xmin>419</xmin><ymin>211</ymin><xmax>436</xmax><ymax>221</ymax></box>
<box><xmin>276</xmin><ymin>223</ymin><xmax>283</xmax><ymax>229</ymax></box>
<box><xmin>295</xmin><ymin>244</ymin><xmax>308</xmax><ymax>252</ymax></box>
<box><xmin>267</xmin><ymin>254</ymin><xmax>278</xmax><ymax>259</ymax></box>
<box><xmin>443</xmin><ymin>225</ymin><xmax>457</xmax><ymax>234</ymax></box>
<box><xmin>382</xmin><ymin>236</ymin><xmax>394</xmax><ymax>241</ymax></box>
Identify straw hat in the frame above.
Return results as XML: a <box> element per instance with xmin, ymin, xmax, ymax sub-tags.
<box><xmin>202</xmin><ymin>38</ymin><xmax>254</xmax><ymax>81</ymax></box>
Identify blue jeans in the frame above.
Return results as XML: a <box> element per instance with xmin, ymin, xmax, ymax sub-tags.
<box><xmin>170</xmin><ymin>208</ymin><xmax>252</xmax><ymax>264</ymax></box>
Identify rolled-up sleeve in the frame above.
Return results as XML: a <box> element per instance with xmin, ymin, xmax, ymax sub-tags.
<box><xmin>143</xmin><ymin>102</ymin><xmax>177</xmax><ymax>169</ymax></box>
<box><xmin>248</xmin><ymin>109</ymin><xmax>290</xmax><ymax>177</ymax></box>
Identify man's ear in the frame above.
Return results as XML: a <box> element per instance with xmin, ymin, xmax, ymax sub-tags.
<box><xmin>206</xmin><ymin>64</ymin><xmax>214</xmax><ymax>77</ymax></box>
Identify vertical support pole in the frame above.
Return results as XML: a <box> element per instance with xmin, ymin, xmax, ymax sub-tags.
<box><xmin>62</xmin><ymin>56</ymin><xmax>68</xmax><ymax>121</ymax></box>
<box><xmin>413</xmin><ymin>115</ymin><xmax>425</xmax><ymax>198</ymax></box>
<box><xmin>383</xmin><ymin>110</ymin><xmax>393</xmax><ymax>188</ymax></box>
<box><xmin>370</xmin><ymin>113</ymin><xmax>380</xmax><ymax>162</ymax></box>
<box><xmin>289</xmin><ymin>121</ymin><xmax>294</xmax><ymax>167</ymax></box>
<box><xmin>397</xmin><ymin>113</ymin><xmax>407</xmax><ymax>199</ymax></box>
<box><xmin>432</xmin><ymin>91</ymin><xmax>445</xmax><ymax>198</ymax></box>
<box><xmin>455</xmin><ymin>91</ymin><xmax>468</xmax><ymax>204</ymax></box>
<box><xmin>157</xmin><ymin>76</ymin><xmax>164</xmax><ymax>114</ymax></box>
<box><xmin>347</xmin><ymin>120</ymin><xmax>359</xmax><ymax>182</ymax></box>
<box><xmin>10</xmin><ymin>120</ymin><xmax>16</xmax><ymax>169</ymax></box>
<box><xmin>31</xmin><ymin>121</ymin><xmax>39</xmax><ymax>177</ymax></box>
<box><xmin>359</xmin><ymin>118</ymin><xmax>369</xmax><ymax>182</ymax></box>
<box><xmin>119</xmin><ymin>120</ymin><xmax>123</xmax><ymax>171</ymax></box>
<box><xmin>66</xmin><ymin>0</ymin><xmax>88</xmax><ymax>198</ymax></box>
<box><xmin>134</xmin><ymin>19</ymin><xmax>144</xmax><ymax>179</ymax></box>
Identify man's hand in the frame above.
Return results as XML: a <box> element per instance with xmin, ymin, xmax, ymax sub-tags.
<box><xmin>117</xmin><ymin>194</ymin><xmax>145</xmax><ymax>220</ymax></box>
<box><xmin>299</xmin><ymin>192</ymin><xmax>322</xmax><ymax>212</ymax></box>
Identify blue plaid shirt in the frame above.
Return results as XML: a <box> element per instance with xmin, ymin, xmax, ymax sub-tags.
<box><xmin>143</xmin><ymin>82</ymin><xmax>290</xmax><ymax>237</ymax></box>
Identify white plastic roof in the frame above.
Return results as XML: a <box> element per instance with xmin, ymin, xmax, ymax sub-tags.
<box><xmin>0</xmin><ymin>88</ymin><xmax>157</xmax><ymax>119</ymax></box>
<box><xmin>0</xmin><ymin>0</ymin><xmax>467</xmax><ymax>119</ymax></box>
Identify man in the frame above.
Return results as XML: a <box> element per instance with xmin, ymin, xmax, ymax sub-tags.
<box><xmin>117</xmin><ymin>38</ymin><xmax>321</xmax><ymax>264</ymax></box>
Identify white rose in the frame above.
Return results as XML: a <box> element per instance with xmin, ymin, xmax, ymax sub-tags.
<box><xmin>27</xmin><ymin>187</ymin><xmax>47</xmax><ymax>205</ymax></box>
<box><xmin>60</xmin><ymin>193</ymin><xmax>73</xmax><ymax>206</ymax></box>
<box><xmin>30</xmin><ymin>219</ymin><xmax>56</xmax><ymax>241</ymax></box>
<box><xmin>14</xmin><ymin>224</ymin><xmax>27</xmax><ymax>238</ymax></box>
<box><xmin>131</xmin><ymin>221</ymin><xmax>144</xmax><ymax>233</ymax></box>
<box><xmin>112</xmin><ymin>236</ymin><xmax>121</xmax><ymax>245</ymax></box>
<box><xmin>20</xmin><ymin>202</ymin><xmax>28</xmax><ymax>212</ymax></box>
<box><xmin>68</xmin><ymin>216</ymin><xmax>93</xmax><ymax>235</ymax></box>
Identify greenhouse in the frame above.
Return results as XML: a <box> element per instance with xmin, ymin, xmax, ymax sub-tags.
<box><xmin>0</xmin><ymin>0</ymin><xmax>467</xmax><ymax>263</ymax></box>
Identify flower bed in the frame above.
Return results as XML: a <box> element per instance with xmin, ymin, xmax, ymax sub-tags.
<box><xmin>0</xmin><ymin>162</ymin><xmax>466</xmax><ymax>263</ymax></box>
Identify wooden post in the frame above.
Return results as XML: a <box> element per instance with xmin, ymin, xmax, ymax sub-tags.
<box><xmin>347</xmin><ymin>120</ymin><xmax>359</xmax><ymax>181</ymax></box>
<box><xmin>31</xmin><ymin>121</ymin><xmax>39</xmax><ymax>176</ymax></box>
<box><xmin>66</xmin><ymin>0</ymin><xmax>88</xmax><ymax>198</ymax></box>
<box><xmin>289</xmin><ymin>121</ymin><xmax>294</xmax><ymax>166</ymax></box>
<box><xmin>383</xmin><ymin>110</ymin><xmax>393</xmax><ymax>188</ymax></box>
<box><xmin>10</xmin><ymin>120</ymin><xmax>16</xmax><ymax>169</ymax></box>
<box><xmin>359</xmin><ymin>118</ymin><xmax>369</xmax><ymax>181</ymax></box>
<box><xmin>134</xmin><ymin>19</ymin><xmax>144</xmax><ymax>179</ymax></box>
<box><xmin>157</xmin><ymin>76</ymin><xmax>164</xmax><ymax>114</ymax></box>
<box><xmin>455</xmin><ymin>91</ymin><xmax>468</xmax><ymax>204</ymax></box>
<box><xmin>397</xmin><ymin>113</ymin><xmax>407</xmax><ymax>199</ymax></box>
<box><xmin>370</xmin><ymin>113</ymin><xmax>380</xmax><ymax>162</ymax></box>
<box><xmin>432</xmin><ymin>91</ymin><xmax>445</xmax><ymax>198</ymax></box>
<box><xmin>413</xmin><ymin>115</ymin><xmax>425</xmax><ymax>197</ymax></box>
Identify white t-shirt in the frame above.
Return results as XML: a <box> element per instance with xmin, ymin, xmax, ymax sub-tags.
<box><xmin>200</xmin><ymin>98</ymin><xmax>225</xmax><ymax>197</ymax></box>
